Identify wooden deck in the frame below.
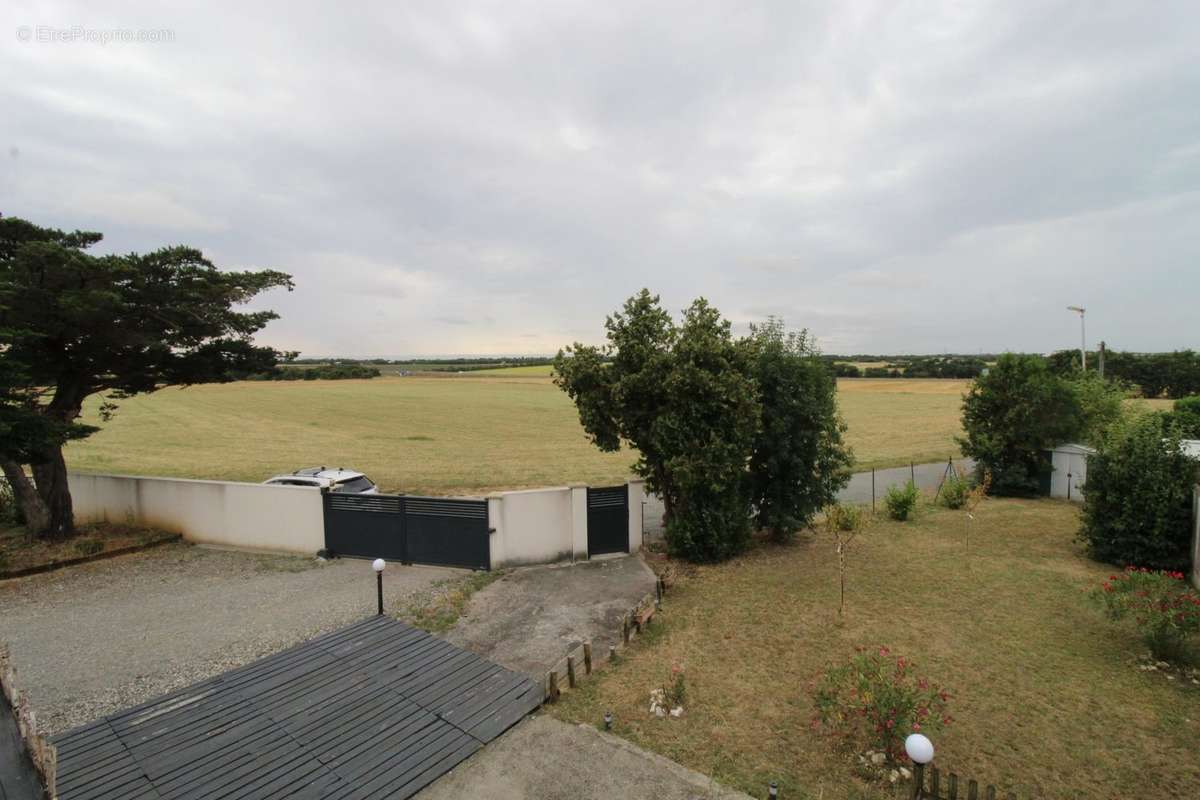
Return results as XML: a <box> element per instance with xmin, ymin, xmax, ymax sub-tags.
<box><xmin>52</xmin><ymin>616</ymin><xmax>543</xmax><ymax>799</ymax></box>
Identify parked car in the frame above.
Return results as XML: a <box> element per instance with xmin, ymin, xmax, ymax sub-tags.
<box><xmin>262</xmin><ymin>466</ymin><xmax>378</xmax><ymax>493</ymax></box>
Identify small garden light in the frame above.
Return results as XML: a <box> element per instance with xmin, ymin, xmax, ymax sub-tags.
<box><xmin>372</xmin><ymin>558</ymin><xmax>385</xmax><ymax>615</ymax></box>
<box><xmin>768</xmin><ymin>779</ymin><xmax>779</xmax><ymax>798</ymax></box>
<box><xmin>905</xmin><ymin>733</ymin><xmax>934</xmax><ymax>799</ymax></box>
<box><xmin>603</xmin><ymin>711</ymin><xmax>613</xmax><ymax>731</ymax></box>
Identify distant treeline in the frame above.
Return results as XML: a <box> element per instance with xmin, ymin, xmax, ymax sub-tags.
<box><xmin>246</xmin><ymin>364</ymin><xmax>382</xmax><ymax>381</ymax></box>
<box><xmin>1045</xmin><ymin>349</ymin><xmax>1200</xmax><ymax>399</ymax></box>
<box><xmin>288</xmin><ymin>356</ymin><xmax>554</xmax><ymax>373</ymax></box>
<box><xmin>824</xmin><ymin>355</ymin><xmax>988</xmax><ymax>379</ymax></box>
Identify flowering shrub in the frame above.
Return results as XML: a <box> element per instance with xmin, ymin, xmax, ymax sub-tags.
<box><xmin>1092</xmin><ymin>567</ymin><xmax>1200</xmax><ymax>662</ymax></box>
<box><xmin>811</xmin><ymin>646</ymin><xmax>951</xmax><ymax>761</ymax></box>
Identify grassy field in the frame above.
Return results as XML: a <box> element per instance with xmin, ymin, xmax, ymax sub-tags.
<box><xmin>550</xmin><ymin>499</ymin><xmax>1200</xmax><ymax>799</ymax></box>
<box><xmin>468</xmin><ymin>364</ymin><xmax>556</xmax><ymax>376</ymax></box>
<box><xmin>64</xmin><ymin>377</ymin><xmax>971</xmax><ymax>493</ymax></box>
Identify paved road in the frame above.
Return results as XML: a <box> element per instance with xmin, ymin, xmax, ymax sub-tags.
<box><xmin>838</xmin><ymin>457</ymin><xmax>974</xmax><ymax>506</ymax></box>
<box><xmin>641</xmin><ymin>457</ymin><xmax>975</xmax><ymax>533</ymax></box>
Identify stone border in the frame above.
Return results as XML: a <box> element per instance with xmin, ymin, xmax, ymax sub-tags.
<box><xmin>0</xmin><ymin>533</ymin><xmax>182</xmax><ymax>581</ymax></box>
<box><xmin>1</xmin><ymin>643</ymin><xmax>56</xmax><ymax>798</ymax></box>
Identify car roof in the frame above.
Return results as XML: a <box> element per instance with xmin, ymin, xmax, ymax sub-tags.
<box><xmin>292</xmin><ymin>466</ymin><xmax>367</xmax><ymax>480</ymax></box>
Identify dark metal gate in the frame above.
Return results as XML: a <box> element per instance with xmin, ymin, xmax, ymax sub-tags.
<box><xmin>587</xmin><ymin>485</ymin><xmax>628</xmax><ymax>556</ymax></box>
<box><xmin>323</xmin><ymin>492</ymin><xmax>490</xmax><ymax>570</ymax></box>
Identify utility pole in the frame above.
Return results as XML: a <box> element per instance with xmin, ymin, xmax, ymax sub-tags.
<box><xmin>1067</xmin><ymin>306</ymin><xmax>1086</xmax><ymax>370</ymax></box>
<box><xmin>1098</xmin><ymin>340</ymin><xmax>1106</xmax><ymax>379</ymax></box>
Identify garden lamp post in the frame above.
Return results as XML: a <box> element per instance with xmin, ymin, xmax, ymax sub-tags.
<box><xmin>1067</xmin><ymin>305</ymin><xmax>1086</xmax><ymax>370</ymax></box>
<box><xmin>905</xmin><ymin>733</ymin><xmax>934</xmax><ymax>799</ymax></box>
<box><xmin>373</xmin><ymin>558</ymin><xmax>385</xmax><ymax>615</ymax></box>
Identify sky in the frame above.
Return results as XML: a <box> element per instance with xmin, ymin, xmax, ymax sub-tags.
<box><xmin>2</xmin><ymin>1</ymin><xmax>1198</xmax><ymax>357</ymax></box>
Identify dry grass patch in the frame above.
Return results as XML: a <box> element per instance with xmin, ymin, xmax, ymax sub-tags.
<box><xmin>550</xmin><ymin>499</ymin><xmax>1200</xmax><ymax>799</ymax></box>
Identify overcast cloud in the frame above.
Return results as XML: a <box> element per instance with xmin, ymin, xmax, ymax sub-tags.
<box><xmin>2</xmin><ymin>1</ymin><xmax>1198</xmax><ymax>356</ymax></box>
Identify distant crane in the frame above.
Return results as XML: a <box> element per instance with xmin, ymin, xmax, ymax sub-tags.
<box><xmin>1066</xmin><ymin>306</ymin><xmax>1086</xmax><ymax>370</ymax></box>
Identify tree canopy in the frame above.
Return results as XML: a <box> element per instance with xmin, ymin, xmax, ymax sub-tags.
<box><xmin>959</xmin><ymin>353</ymin><xmax>1128</xmax><ymax>495</ymax></box>
<box><xmin>555</xmin><ymin>290</ymin><xmax>850</xmax><ymax>561</ymax></box>
<box><xmin>745</xmin><ymin>319</ymin><xmax>852</xmax><ymax>541</ymax></box>
<box><xmin>0</xmin><ymin>215</ymin><xmax>292</xmax><ymax>536</ymax></box>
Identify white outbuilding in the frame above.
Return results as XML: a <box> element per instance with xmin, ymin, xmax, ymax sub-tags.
<box><xmin>1045</xmin><ymin>443</ymin><xmax>1096</xmax><ymax>502</ymax></box>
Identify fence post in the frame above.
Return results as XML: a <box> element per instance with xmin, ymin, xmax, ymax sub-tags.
<box><xmin>547</xmin><ymin>670</ymin><xmax>559</xmax><ymax>702</ymax></box>
<box><xmin>872</xmin><ymin>468</ymin><xmax>876</xmax><ymax>512</ymax></box>
<box><xmin>567</xmin><ymin>656</ymin><xmax>577</xmax><ymax>688</ymax></box>
<box><xmin>583</xmin><ymin>642</ymin><xmax>593</xmax><ymax>675</ymax></box>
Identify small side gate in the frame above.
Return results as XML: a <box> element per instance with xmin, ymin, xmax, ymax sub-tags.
<box><xmin>323</xmin><ymin>492</ymin><xmax>490</xmax><ymax>570</ymax></box>
<box><xmin>587</xmin><ymin>485</ymin><xmax>628</xmax><ymax>556</ymax></box>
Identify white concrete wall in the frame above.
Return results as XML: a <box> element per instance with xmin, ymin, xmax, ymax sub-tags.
<box><xmin>68</xmin><ymin>472</ymin><xmax>324</xmax><ymax>555</ymax></box>
<box><xmin>487</xmin><ymin>481</ymin><xmax>642</xmax><ymax>568</ymax></box>
<box><xmin>69</xmin><ymin>472</ymin><xmax>646</xmax><ymax>567</ymax></box>
<box><xmin>487</xmin><ymin>486</ymin><xmax>575</xmax><ymax>569</ymax></box>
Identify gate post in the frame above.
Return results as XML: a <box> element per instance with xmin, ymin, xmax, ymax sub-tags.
<box><xmin>486</xmin><ymin>493</ymin><xmax>505</xmax><ymax>570</ymax></box>
<box><xmin>569</xmin><ymin>484</ymin><xmax>589</xmax><ymax>562</ymax></box>
<box><xmin>627</xmin><ymin>479</ymin><xmax>645</xmax><ymax>554</ymax></box>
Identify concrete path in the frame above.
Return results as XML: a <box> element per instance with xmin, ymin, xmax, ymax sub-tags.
<box><xmin>0</xmin><ymin>701</ymin><xmax>42</xmax><ymax>800</ymax></box>
<box><xmin>642</xmin><ymin>457</ymin><xmax>974</xmax><ymax>533</ymax></box>
<box><xmin>417</xmin><ymin>715</ymin><xmax>751</xmax><ymax>800</ymax></box>
<box><xmin>443</xmin><ymin>555</ymin><xmax>657</xmax><ymax>683</ymax></box>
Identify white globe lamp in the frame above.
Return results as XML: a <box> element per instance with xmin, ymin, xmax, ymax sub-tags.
<box><xmin>905</xmin><ymin>733</ymin><xmax>934</xmax><ymax>764</ymax></box>
<box><xmin>904</xmin><ymin>733</ymin><xmax>934</xmax><ymax>799</ymax></box>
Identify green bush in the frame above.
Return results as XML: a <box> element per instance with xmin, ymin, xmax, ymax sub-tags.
<box><xmin>937</xmin><ymin>472</ymin><xmax>972</xmax><ymax>509</ymax></box>
<box><xmin>0</xmin><ymin>479</ymin><xmax>21</xmax><ymax>526</ymax></box>
<box><xmin>1171</xmin><ymin>395</ymin><xmax>1200</xmax><ymax>438</ymax></box>
<box><xmin>884</xmin><ymin>481</ymin><xmax>919</xmax><ymax>521</ymax></box>
<box><xmin>1079</xmin><ymin>414</ymin><xmax>1196</xmax><ymax>571</ymax></box>
<box><xmin>745</xmin><ymin>320</ymin><xmax>852</xmax><ymax>542</ymax></box>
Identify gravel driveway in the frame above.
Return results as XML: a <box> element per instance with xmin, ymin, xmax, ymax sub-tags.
<box><xmin>0</xmin><ymin>543</ymin><xmax>461</xmax><ymax>734</ymax></box>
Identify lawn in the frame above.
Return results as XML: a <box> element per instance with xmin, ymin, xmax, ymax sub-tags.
<box><xmin>550</xmin><ymin>498</ymin><xmax>1200</xmax><ymax>800</ymax></box>
<box><xmin>63</xmin><ymin>377</ymin><xmax>970</xmax><ymax>494</ymax></box>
